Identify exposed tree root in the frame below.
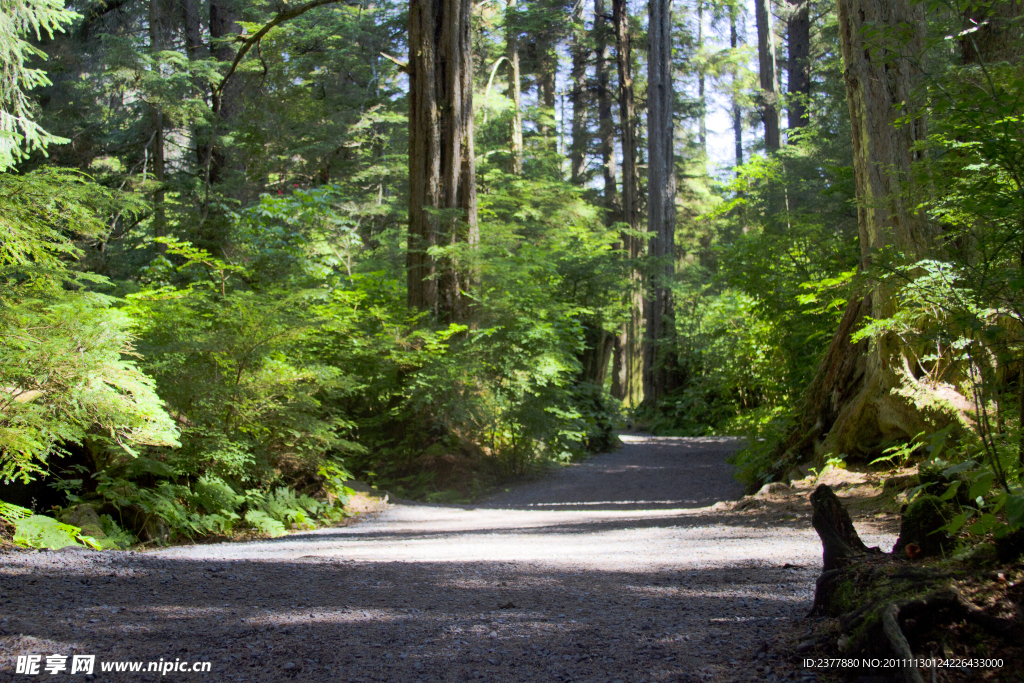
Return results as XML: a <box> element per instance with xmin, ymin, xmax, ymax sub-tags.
<box><xmin>882</xmin><ymin>602</ymin><xmax>924</xmax><ymax>683</ymax></box>
<box><xmin>808</xmin><ymin>483</ymin><xmax>1021</xmax><ymax>676</ymax></box>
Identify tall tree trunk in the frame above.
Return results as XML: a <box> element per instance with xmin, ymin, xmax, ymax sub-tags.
<box><xmin>506</xmin><ymin>0</ymin><xmax>524</xmax><ymax>174</ymax></box>
<box><xmin>208</xmin><ymin>0</ymin><xmax>241</xmax><ymax>186</ymax></box>
<box><xmin>178</xmin><ymin>0</ymin><xmax>203</xmax><ymax>59</ymax></box>
<box><xmin>787</xmin><ymin>0</ymin><xmax>810</xmax><ymax>130</ymax></box>
<box><xmin>643</xmin><ymin>0</ymin><xmax>677</xmax><ymax>408</ymax></box>
<box><xmin>755</xmin><ymin>0</ymin><xmax>780</xmax><ymax>150</ymax></box>
<box><xmin>595</xmin><ymin>0</ymin><xmax>618</xmax><ymax>212</ymax></box>
<box><xmin>611</xmin><ymin>0</ymin><xmax>642</xmax><ymax>406</ymax></box>
<box><xmin>178</xmin><ymin>0</ymin><xmax>207</xmax><ymax>175</ymax></box>
<box><xmin>407</xmin><ymin>0</ymin><xmax>478</xmax><ymax>323</ymax></box>
<box><xmin>571</xmin><ymin>0</ymin><xmax>612</xmax><ymax>384</ymax></box>
<box><xmin>569</xmin><ymin>0</ymin><xmax>588</xmax><ymax>185</ymax></box>
<box><xmin>731</xmin><ymin>13</ymin><xmax>743</xmax><ymax>167</ymax></box>
<box><xmin>767</xmin><ymin>0</ymin><xmax>938</xmax><ymax>475</ymax></box>
<box><xmin>536</xmin><ymin>34</ymin><xmax>558</xmax><ymax>149</ymax></box>
<box><xmin>578</xmin><ymin>0</ymin><xmax>619</xmax><ymax>387</ymax></box>
<box><xmin>149</xmin><ymin>0</ymin><xmax>170</xmax><ymax>254</ymax></box>
<box><xmin>697</xmin><ymin>1</ymin><xmax>707</xmax><ymax>157</ymax></box>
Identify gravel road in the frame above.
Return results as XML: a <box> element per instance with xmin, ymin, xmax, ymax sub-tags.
<box><xmin>0</xmin><ymin>435</ymin><xmax>896</xmax><ymax>683</ymax></box>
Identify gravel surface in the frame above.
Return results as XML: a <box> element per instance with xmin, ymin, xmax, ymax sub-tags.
<box><xmin>0</xmin><ymin>435</ymin><xmax>897</xmax><ymax>682</ymax></box>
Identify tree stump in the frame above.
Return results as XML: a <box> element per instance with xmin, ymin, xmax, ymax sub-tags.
<box><xmin>809</xmin><ymin>484</ymin><xmax>881</xmax><ymax>615</ymax></box>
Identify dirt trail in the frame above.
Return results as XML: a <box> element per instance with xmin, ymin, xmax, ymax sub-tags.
<box><xmin>0</xmin><ymin>436</ymin><xmax>896</xmax><ymax>683</ymax></box>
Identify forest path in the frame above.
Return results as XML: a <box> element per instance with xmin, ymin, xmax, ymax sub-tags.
<box><xmin>1</xmin><ymin>436</ymin><xmax>896</xmax><ymax>683</ymax></box>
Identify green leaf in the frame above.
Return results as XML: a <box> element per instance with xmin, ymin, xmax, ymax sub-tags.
<box><xmin>939</xmin><ymin>480</ymin><xmax>961</xmax><ymax>501</ymax></box>
<box><xmin>967</xmin><ymin>472</ymin><xmax>995</xmax><ymax>501</ymax></box>
<box><xmin>943</xmin><ymin>511</ymin><xmax>973</xmax><ymax>535</ymax></box>
<box><xmin>966</xmin><ymin>513</ymin><xmax>998</xmax><ymax>536</ymax></box>
<box><xmin>942</xmin><ymin>460</ymin><xmax>978</xmax><ymax>477</ymax></box>
<box><xmin>1006</xmin><ymin>494</ymin><xmax>1024</xmax><ymax>529</ymax></box>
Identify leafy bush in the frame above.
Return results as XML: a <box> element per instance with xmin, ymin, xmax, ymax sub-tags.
<box><xmin>0</xmin><ymin>170</ymin><xmax>178</xmax><ymax>483</ymax></box>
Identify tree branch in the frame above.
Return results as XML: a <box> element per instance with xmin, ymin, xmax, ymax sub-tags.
<box><xmin>214</xmin><ymin>0</ymin><xmax>356</xmax><ymax>97</ymax></box>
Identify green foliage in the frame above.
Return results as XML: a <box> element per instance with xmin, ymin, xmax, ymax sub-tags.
<box><xmin>0</xmin><ymin>169</ymin><xmax>178</xmax><ymax>483</ymax></box>
<box><xmin>0</xmin><ymin>0</ymin><xmax>76</xmax><ymax>170</ymax></box>
<box><xmin>0</xmin><ymin>499</ymin><xmax>31</xmax><ymax>523</ymax></box>
<box><xmin>97</xmin><ymin>514</ymin><xmax>135</xmax><ymax>550</ymax></box>
<box><xmin>13</xmin><ymin>514</ymin><xmax>100</xmax><ymax>550</ymax></box>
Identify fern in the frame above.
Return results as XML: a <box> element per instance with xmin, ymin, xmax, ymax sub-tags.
<box><xmin>13</xmin><ymin>514</ymin><xmax>100</xmax><ymax>550</ymax></box>
<box><xmin>0</xmin><ymin>500</ymin><xmax>31</xmax><ymax>523</ymax></box>
<box><xmin>243</xmin><ymin>510</ymin><xmax>286</xmax><ymax>537</ymax></box>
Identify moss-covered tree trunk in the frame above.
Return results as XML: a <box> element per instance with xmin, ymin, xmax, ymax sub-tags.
<box><xmin>407</xmin><ymin>0</ymin><xmax>478</xmax><ymax>323</ymax></box>
<box><xmin>769</xmin><ymin>0</ymin><xmax>946</xmax><ymax>473</ymax></box>
<box><xmin>208</xmin><ymin>0</ymin><xmax>241</xmax><ymax>187</ymax></box>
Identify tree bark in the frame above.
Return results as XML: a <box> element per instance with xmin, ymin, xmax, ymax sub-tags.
<box><xmin>697</xmin><ymin>1</ymin><xmax>707</xmax><ymax>157</ymax></box>
<box><xmin>960</xmin><ymin>0</ymin><xmax>1024</xmax><ymax>64</ymax></box>
<box><xmin>787</xmin><ymin>0</ymin><xmax>810</xmax><ymax>130</ymax></box>
<box><xmin>579</xmin><ymin>0</ymin><xmax>619</xmax><ymax>388</ymax></box>
<box><xmin>506</xmin><ymin>0</ymin><xmax>524</xmax><ymax>175</ymax></box>
<box><xmin>536</xmin><ymin>31</ymin><xmax>558</xmax><ymax>149</ymax></box>
<box><xmin>731</xmin><ymin>13</ymin><xmax>743</xmax><ymax>166</ymax></box>
<box><xmin>594</xmin><ymin>0</ymin><xmax>618</xmax><ymax>213</ymax></box>
<box><xmin>580</xmin><ymin>328</ymin><xmax>615</xmax><ymax>386</ymax></box>
<box><xmin>643</xmin><ymin>0</ymin><xmax>677</xmax><ymax>408</ymax></box>
<box><xmin>755</xmin><ymin>0</ymin><xmax>780</xmax><ymax>151</ymax></box>
<box><xmin>149</xmin><ymin>0</ymin><xmax>170</xmax><ymax>254</ymax></box>
<box><xmin>769</xmin><ymin>0</ymin><xmax>939</xmax><ymax>472</ymax></box>
<box><xmin>809</xmin><ymin>484</ymin><xmax>880</xmax><ymax>616</ymax></box>
<box><xmin>208</xmin><ymin>0</ymin><xmax>242</xmax><ymax>186</ymax></box>
<box><xmin>611</xmin><ymin>0</ymin><xmax>642</xmax><ymax>406</ymax></box>
<box><xmin>569</xmin><ymin>0</ymin><xmax>588</xmax><ymax>185</ymax></box>
<box><xmin>407</xmin><ymin>0</ymin><xmax>478</xmax><ymax>323</ymax></box>
<box><xmin>178</xmin><ymin>0</ymin><xmax>204</xmax><ymax>59</ymax></box>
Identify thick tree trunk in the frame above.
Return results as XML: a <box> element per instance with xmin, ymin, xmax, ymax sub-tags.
<box><xmin>768</xmin><ymin>0</ymin><xmax>941</xmax><ymax>474</ymax></box>
<box><xmin>787</xmin><ymin>0</ymin><xmax>810</xmax><ymax>130</ymax></box>
<box><xmin>611</xmin><ymin>0</ymin><xmax>642</xmax><ymax>406</ymax></box>
<box><xmin>407</xmin><ymin>0</ymin><xmax>478</xmax><ymax>323</ymax></box>
<box><xmin>569</xmin><ymin>0</ymin><xmax>588</xmax><ymax>185</ymax></box>
<box><xmin>755</xmin><ymin>0</ymin><xmax>780</xmax><ymax>151</ymax></box>
<box><xmin>731</xmin><ymin>14</ymin><xmax>743</xmax><ymax>166</ymax></box>
<box><xmin>506</xmin><ymin>0</ymin><xmax>524</xmax><ymax>175</ymax></box>
<box><xmin>643</xmin><ymin>0</ymin><xmax>677</xmax><ymax>408</ymax></box>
